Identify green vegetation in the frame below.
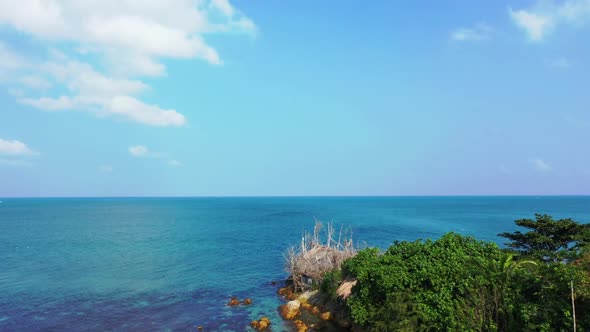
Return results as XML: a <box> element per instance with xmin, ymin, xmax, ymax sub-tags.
<box><xmin>498</xmin><ymin>213</ymin><xmax>590</xmax><ymax>262</ymax></box>
<box><xmin>328</xmin><ymin>215</ymin><xmax>590</xmax><ymax>331</ymax></box>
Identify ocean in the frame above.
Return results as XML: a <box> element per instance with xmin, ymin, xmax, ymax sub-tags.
<box><xmin>1</xmin><ymin>196</ymin><xmax>589</xmax><ymax>331</ymax></box>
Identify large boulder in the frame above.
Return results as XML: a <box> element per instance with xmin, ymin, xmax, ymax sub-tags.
<box><xmin>296</xmin><ymin>290</ymin><xmax>317</xmax><ymax>303</ymax></box>
<box><xmin>250</xmin><ymin>317</ymin><xmax>271</xmax><ymax>331</ymax></box>
<box><xmin>279</xmin><ymin>300</ymin><xmax>301</xmax><ymax>320</ymax></box>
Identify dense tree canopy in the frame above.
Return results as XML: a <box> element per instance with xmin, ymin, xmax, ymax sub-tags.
<box><xmin>332</xmin><ymin>217</ymin><xmax>590</xmax><ymax>332</ymax></box>
<box><xmin>498</xmin><ymin>214</ymin><xmax>590</xmax><ymax>262</ymax></box>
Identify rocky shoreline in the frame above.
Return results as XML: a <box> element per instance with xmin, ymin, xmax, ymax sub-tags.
<box><xmin>276</xmin><ymin>285</ymin><xmax>353</xmax><ymax>332</ymax></box>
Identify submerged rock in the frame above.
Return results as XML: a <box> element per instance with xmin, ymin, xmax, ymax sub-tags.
<box><xmin>227</xmin><ymin>297</ymin><xmax>240</xmax><ymax>306</ymax></box>
<box><xmin>242</xmin><ymin>298</ymin><xmax>253</xmax><ymax>305</ymax></box>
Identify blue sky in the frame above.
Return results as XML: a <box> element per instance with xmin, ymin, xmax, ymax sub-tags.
<box><xmin>0</xmin><ymin>0</ymin><xmax>589</xmax><ymax>197</ymax></box>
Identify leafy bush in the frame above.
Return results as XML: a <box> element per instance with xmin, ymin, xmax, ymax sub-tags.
<box><xmin>340</xmin><ymin>228</ymin><xmax>590</xmax><ymax>331</ymax></box>
<box><xmin>320</xmin><ymin>268</ymin><xmax>343</xmax><ymax>298</ymax></box>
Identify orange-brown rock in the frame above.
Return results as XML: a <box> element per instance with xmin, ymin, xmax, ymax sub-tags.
<box><xmin>293</xmin><ymin>319</ymin><xmax>308</xmax><ymax>332</ymax></box>
<box><xmin>279</xmin><ymin>300</ymin><xmax>301</xmax><ymax>320</ymax></box>
<box><xmin>320</xmin><ymin>311</ymin><xmax>332</xmax><ymax>321</ymax></box>
<box><xmin>278</xmin><ymin>287</ymin><xmax>297</xmax><ymax>300</ymax></box>
<box><xmin>257</xmin><ymin>317</ymin><xmax>271</xmax><ymax>331</ymax></box>
<box><xmin>250</xmin><ymin>317</ymin><xmax>271</xmax><ymax>331</ymax></box>
<box><xmin>242</xmin><ymin>298</ymin><xmax>252</xmax><ymax>305</ymax></box>
<box><xmin>227</xmin><ymin>297</ymin><xmax>240</xmax><ymax>306</ymax></box>
<box><xmin>309</xmin><ymin>306</ymin><xmax>321</xmax><ymax>315</ymax></box>
<box><xmin>300</xmin><ymin>302</ymin><xmax>312</xmax><ymax>311</ymax></box>
<box><xmin>196</xmin><ymin>326</ymin><xmax>203</xmax><ymax>330</ymax></box>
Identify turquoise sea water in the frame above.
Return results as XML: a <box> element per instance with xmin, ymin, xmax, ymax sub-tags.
<box><xmin>1</xmin><ymin>196</ymin><xmax>589</xmax><ymax>331</ymax></box>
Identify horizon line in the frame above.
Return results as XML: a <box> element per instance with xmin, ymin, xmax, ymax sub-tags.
<box><xmin>2</xmin><ymin>194</ymin><xmax>590</xmax><ymax>199</ymax></box>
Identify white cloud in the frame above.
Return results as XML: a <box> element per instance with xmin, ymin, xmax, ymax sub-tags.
<box><xmin>7</xmin><ymin>88</ymin><xmax>25</xmax><ymax>97</ymax></box>
<box><xmin>20</xmin><ymin>95</ymin><xmax>76</xmax><ymax>111</ymax></box>
<box><xmin>0</xmin><ymin>42</ymin><xmax>26</xmax><ymax>71</ymax></box>
<box><xmin>547</xmin><ymin>57</ymin><xmax>574</xmax><ymax>68</ymax></box>
<box><xmin>19</xmin><ymin>75</ymin><xmax>52</xmax><ymax>89</ymax></box>
<box><xmin>0</xmin><ymin>0</ymin><xmax>256</xmax><ymax>126</ymax></box>
<box><xmin>509</xmin><ymin>0</ymin><xmax>590</xmax><ymax>41</ymax></box>
<box><xmin>509</xmin><ymin>8</ymin><xmax>554</xmax><ymax>41</ymax></box>
<box><xmin>129</xmin><ymin>145</ymin><xmax>181</xmax><ymax>166</ymax></box>
<box><xmin>530</xmin><ymin>158</ymin><xmax>552</xmax><ymax>172</ymax></box>
<box><xmin>168</xmin><ymin>159</ymin><xmax>182</xmax><ymax>167</ymax></box>
<box><xmin>558</xmin><ymin>0</ymin><xmax>590</xmax><ymax>22</ymax></box>
<box><xmin>451</xmin><ymin>23</ymin><xmax>493</xmax><ymax>42</ymax></box>
<box><xmin>0</xmin><ymin>138</ymin><xmax>37</xmax><ymax>156</ymax></box>
<box><xmin>99</xmin><ymin>165</ymin><xmax>113</xmax><ymax>173</ymax></box>
<box><xmin>18</xmin><ymin>59</ymin><xmax>187</xmax><ymax>126</ymax></box>
<box><xmin>0</xmin><ymin>158</ymin><xmax>33</xmax><ymax>167</ymax></box>
<box><xmin>0</xmin><ymin>1</ymin><xmax>255</xmax><ymax>66</ymax></box>
<box><xmin>129</xmin><ymin>145</ymin><xmax>149</xmax><ymax>157</ymax></box>
<box><xmin>211</xmin><ymin>0</ymin><xmax>235</xmax><ymax>17</ymax></box>
<box><xmin>108</xmin><ymin>96</ymin><xmax>186</xmax><ymax>127</ymax></box>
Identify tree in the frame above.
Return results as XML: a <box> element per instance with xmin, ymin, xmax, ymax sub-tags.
<box><xmin>343</xmin><ymin>233</ymin><xmax>506</xmax><ymax>331</ymax></box>
<box><xmin>498</xmin><ymin>214</ymin><xmax>590</xmax><ymax>262</ymax></box>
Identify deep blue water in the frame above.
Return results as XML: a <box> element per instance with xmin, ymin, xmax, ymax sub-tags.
<box><xmin>1</xmin><ymin>196</ymin><xmax>589</xmax><ymax>331</ymax></box>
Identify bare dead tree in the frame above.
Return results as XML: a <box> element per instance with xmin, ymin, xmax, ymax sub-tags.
<box><xmin>285</xmin><ymin>219</ymin><xmax>356</xmax><ymax>291</ymax></box>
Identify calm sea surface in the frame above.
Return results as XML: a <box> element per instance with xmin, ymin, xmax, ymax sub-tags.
<box><xmin>1</xmin><ymin>196</ymin><xmax>589</xmax><ymax>331</ymax></box>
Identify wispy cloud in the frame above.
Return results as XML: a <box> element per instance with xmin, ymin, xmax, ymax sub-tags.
<box><xmin>0</xmin><ymin>158</ymin><xmax>33</xmax><ymax>167</ymax></box>
<box><xmin>546</xmin><ymin>57</ymin><xmax>574</xmax><ymax>68</ymax></box>
<box><xmin>19</xmin><ymin>75</ymin><xmax>52</xmax><ymax>89</ymax></box>
<box><xmin>168</xmin><ymin>159</ymin><xmax>182</xmax><ymax>167</ymax></box>
<box><xmin>98</xmin><ymin>165</ymin><xmax>113</xmax><ymax>173</ymax></box>
<box><xmin>0</xmin><ymin>0</ymin><xmax>256</xmax><ymax>126</ymax></box>
<box><xmin>509</xmin><ymin>0</ymin><xmax>590</xmax><ymax>41</ymax></box>
<box><xmin>451</xmin><ymin>23</ymin><xmax>493</xmax><ymax>42</ymax></box>
<box><xmin>530</xmin><ymin>158</ymin><xmax>552</xmax><ymax>172</ymax></box>
<box><xmin>0</xmin><ymin>138</ymin><xmax>37</xmax><ymax>156</ymax></box>
<box><xmin>508</xmin><ymin>8</ymin><xmax>554</xmax><ymax>41</ymax></box>
<box><xmin>0</xmin><ymin>42</ymin><xmax>26</xmax><ymax>71</ymax></box>
<box><xmin>0</xmin><ymin>138</ymin><xmax>38</xmax><ymax>167</ymax></box>
<box><xmin>129</xmin><ymin>145</ymin><xmax>180</xmax><ymax>166</ymax></box>
<box><xmin>129</xmin><ymin>145</ymin><xmax>151</xmax><ymax>157</ymax></box>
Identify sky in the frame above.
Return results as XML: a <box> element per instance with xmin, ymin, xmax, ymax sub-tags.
<box><xmin>0</xmin><ymin>0</ymin><xmax>589</xmax><ymax>197</ymax></box>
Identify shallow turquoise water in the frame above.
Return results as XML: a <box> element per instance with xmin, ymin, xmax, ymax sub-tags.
<box><xmin>1</xmin><ymin>196</ymin><xmax>589</xmax><ymax>331</ymax></box>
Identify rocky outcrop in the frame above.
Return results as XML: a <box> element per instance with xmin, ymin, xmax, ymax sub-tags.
<box><xmin>293</xmin><ymin>319</ymin><xmax>308</xmax><ymax>332</ymax></box>
<box><xmin>278</xmin><ymin>286</ymin><xmax>297</xmax><ymax>300</ymax></box>
<box><xmin>250</xmin><ymin>317</ymin><xmax>271</xmax><ymax>331</ymax></box>
<box><xmin>279</xmin><ymin>300</ymin><xmax>301</xmax><ymax>320</ymax></box>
